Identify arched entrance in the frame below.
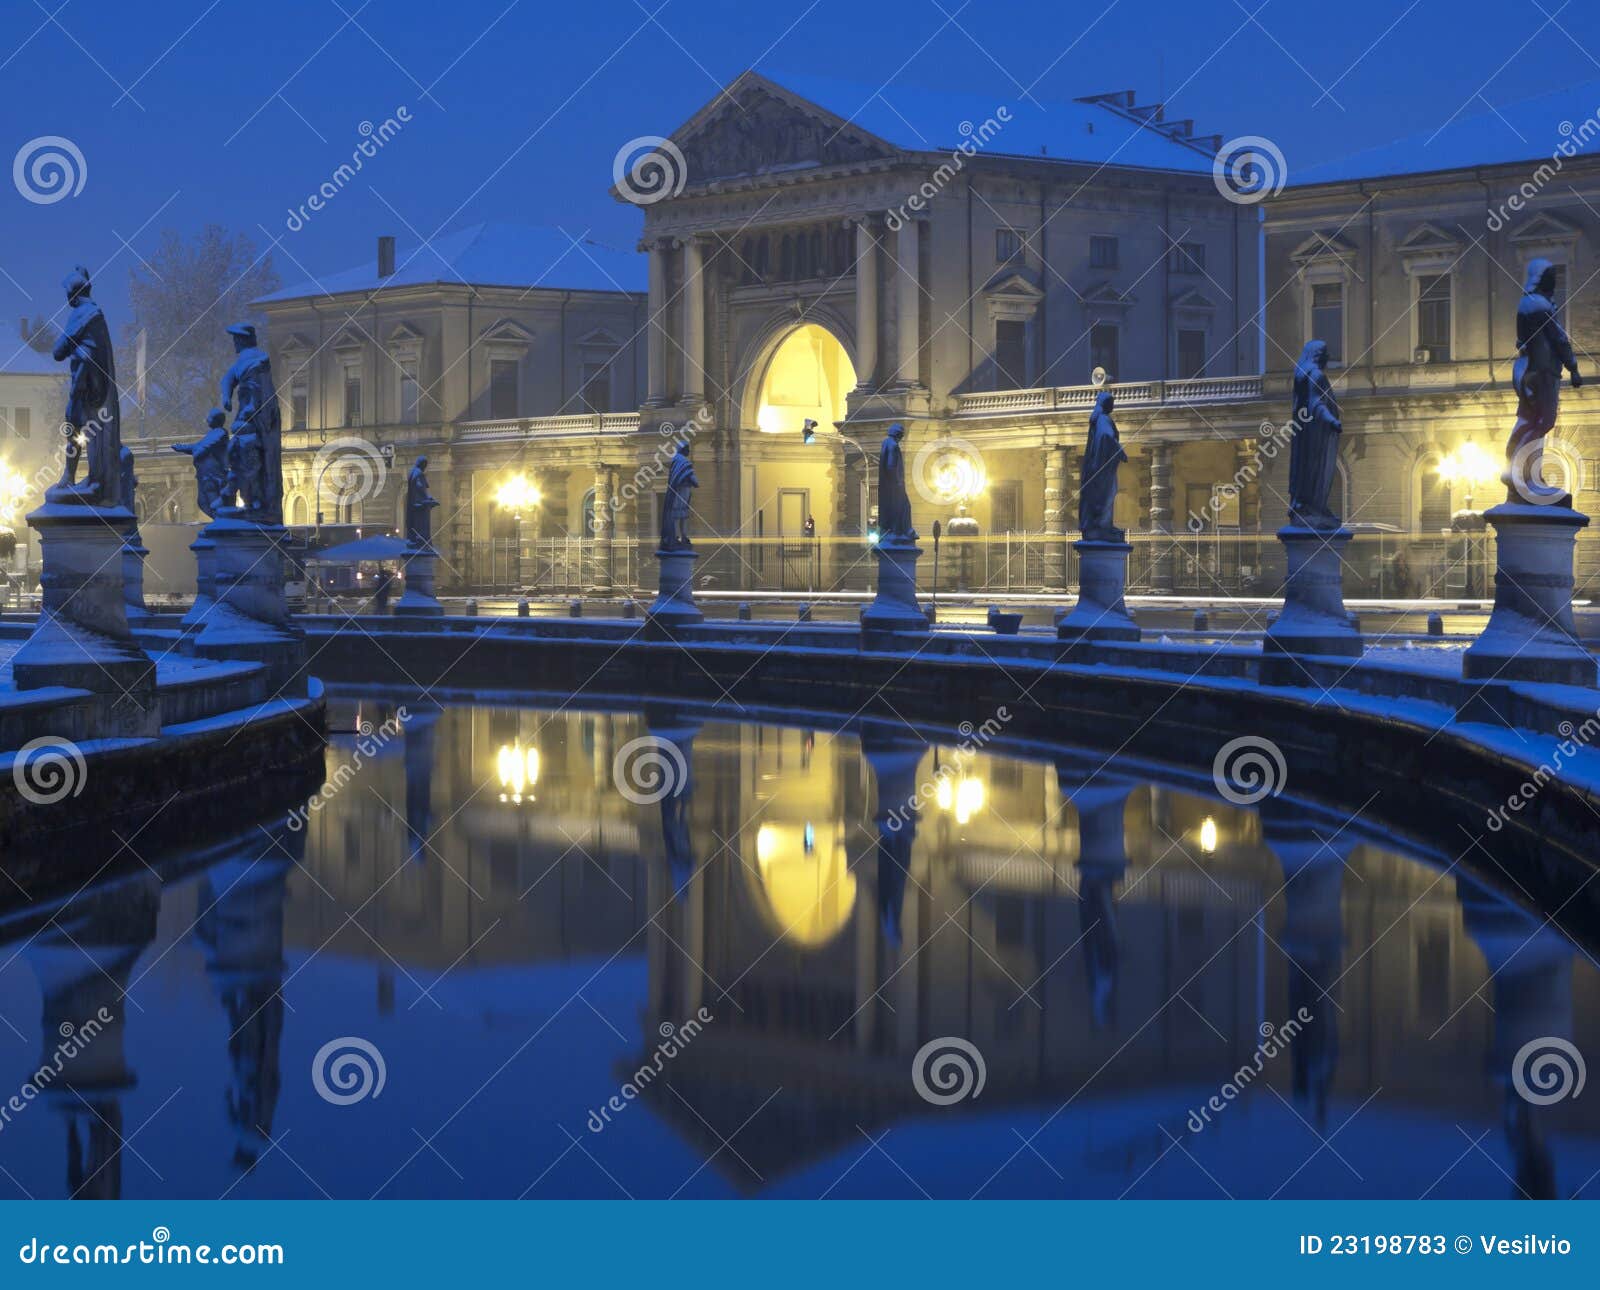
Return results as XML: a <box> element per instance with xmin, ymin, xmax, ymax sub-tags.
<box><xmin>751</xmin><ymin>322</ymin><xmax>856</xmax><ymax>437</ymax></box>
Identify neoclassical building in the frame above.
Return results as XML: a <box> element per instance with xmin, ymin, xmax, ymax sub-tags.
<box><xmin>0</xmin><ymin>319</ymin><xmax>66</xmax><ymax>595</ymax></box>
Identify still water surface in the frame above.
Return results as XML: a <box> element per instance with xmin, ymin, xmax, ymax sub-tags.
<box><xmin>0</xmin><ymin>694</ymin><xmax>1595</xmax><ymax>1199</ymax></box>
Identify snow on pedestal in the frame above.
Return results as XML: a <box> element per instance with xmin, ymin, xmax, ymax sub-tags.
<box><xmin>861</xmin><ymin>536</ymin><xmax>928</xmax><ymax>635</ymax></box>
<box><xmin>190</xmin><ymin>517</ymin><xmax>306</xmax><ymax>694</ymax></box>
<box><xmin>647</xmin><ymin>547</ymin><xmax>704</xmax><ymax>628</ymax></box>
<box><xmin>10</xmin><ymin>503</ymin><xmax>158</xmax><ymax>735</ymax></box>
<box><xmin>180</xmin><ymin>533</ymin><xmax>217</xmax><ymax>641</ymax></box>
<box><xmin>1262</xmin><ymin>526</ymin><xmax>1361</xmax><ymax>679</ymax></box>
<box><xmin>1056</xmin><ymin>539</ymin><xmax>1139</xmax><ymax>643</ymax></box>
<box><xmin>1463</xmin><ymin>503</ymin><xmax>1596</xmax><ymax>687</ymax></box>
<box><xmin>394</xmin><ymin>544</ymin><xmax>444</xmax><ymax>617</ymax></box>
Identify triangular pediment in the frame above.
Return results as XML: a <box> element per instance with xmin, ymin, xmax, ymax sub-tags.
<box><xmin>1081</xmin><ymin>281</ymin><xmax>1136</xmax><ymax>310</ymax></box>
<box><xmin>1170</xmin><ymin>287</ymin><xmax>1216</xmax><ymax>311</ymax></box>
<box><xmin>387</xmin><ymin>321</ymin><xmax>426</xmax><ymax>347</ymax></box>
<box><xmin>277</xmin><ymin>330</ymin><xmax>315</xmax><ymax>355</ymax></box>
<box><xmin>1291</xmin><ymin>231</ymin><xmax>1358</xmax><ymax>265</ymax></box>
<box><xmin>576</xmin><ymin>327</ymin><xmax>622</xmax><ymax>349</ymax></box>
<box><xmin>1397</xmin><ymin>221</ymin><xmax>1461</xmax><ymax>256</ymax></box>
<box><xmin>985</xmin><ymin>271</ymin><xmax>1045</xmax><ymax>303</ymax></box>
<box><xmin>666</xmin><ymin>71</ymin><xmax>899</xmax><ymax>187</ymax></box>
<box><xmin>330</xmin><ymin>327</ymin><xmax>365</xmax><ymax>351</ymax></box>
<box><xmin>1510</xmin><ymin>211</ymin><xmax>1581</xmax><ymax>245</ymax></box>
<box><xmin>479</xmin><ymin>317</ymin><xmax>536</xmax><ymax>346</ymax></box>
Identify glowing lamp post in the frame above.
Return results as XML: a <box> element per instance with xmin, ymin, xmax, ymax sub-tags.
<box><xmin>1438</xmin><ymin>443</ymin><xmax>1500</xmax><ymax>598</ymax></box>
<box><xmin>495</xmin><ymin>474</ymin><xmax>541</xmax><ymax>591</ymax></box>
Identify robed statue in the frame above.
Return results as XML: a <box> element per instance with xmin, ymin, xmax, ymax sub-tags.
<box><xmin>218</xmin><ymin>323</ymin><xmax>282</xmax><ymax>524</ymax></box>
<box><xmin>49</xmin><ymin>265</ymin><xmax>123</xmax><ymax>508</ymax></box>
<box><xmin>405</xmin><ymin>456</ymin><xmax>439</xmax><ymax>548</ymax></box>
<box><xmin>1287</xmin><ymin>340</ymin><xmax>1343</xmax><ymax>529</ymax></box>
<box><xmin>1509</xmin><ymin>257</ymin><xmax>1583</xmax><ymax>503</ymax></box>
<box><xmin>876</xmin><ymin>422</ymin><xmax>915</xmax><ymax>540</ymax></box>
<box><xmin>1078</xmin><ymin>391</ymin><xmax>1127</xmax><ymax>541</ymax></box>
<box><xmin>172</xmin><ymin>409</ymin><xmax>230</xmax><ymax>519</ymax></box>
<box><xmin>660</xmin><ymin>440</ymin><xmax>697</xmax><ymax>549</ymax></box>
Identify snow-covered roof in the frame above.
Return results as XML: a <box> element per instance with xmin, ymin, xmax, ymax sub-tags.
<box><xmin>765</xmin><ymin>72</ymin><xmax>1219</xmax><ymax>174</ymax></box>
<box><xmin>0</xmin><ymin>318</ymin><xmax>61</xmax><ymax>378</ymax></box>
<box><xmin>256</xmin><ymin>222</ymin><xmax>646</xmax><ymax>304</ymax></box>
<box><xmin>1292</xmin><ymin>77</ymin><xmax>1600</xmax><ymax>186</ymax></box>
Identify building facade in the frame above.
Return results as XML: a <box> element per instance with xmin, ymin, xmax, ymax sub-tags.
<box><xmin>0</xmin><ymin>319</ymin><xmax>66</xmax><ymax>599</ymax></box>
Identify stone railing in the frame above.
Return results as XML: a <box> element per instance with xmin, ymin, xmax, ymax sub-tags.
<box><xmin>456</xmin><ymin>412</ymin><xmax>641</xmax><ymax>443</ymax></box>
<box><xmin>954</xmin><ymin>375</ymin><xmax>1264</xmax><ymax>417</ymax></box>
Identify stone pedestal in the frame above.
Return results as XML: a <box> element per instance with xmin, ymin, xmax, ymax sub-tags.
<box><xmin>647</xmin><ymin>547</ymin><xmax>703</xmax><ymax>628</ymax></box>
<box><xmin>1056</xmin><ymin>540</ymin><xmax>1139</xmax><ymax>643</ymax></box>
<box><xmin>1463</xmin><ymin>503</ymin><xmax>1596</xmax><ymax>687</ymax></box>
<box><xmin>1262</xmin><ymin>526</ymin><xmax>1361</xmax><ymax>678</ymax></box>
<box><xmin>861</xmin><ymin>536</ymin><xmax>928</xmax><ymax>636</ymax></box>
<box><xmin>10</xmin><ymin>504</ymin><xmax>158</xmax><ymax>735</ymax></box>
<box><xmin>180</xmin><ymin>533</ymin><xmax>217</xmax><ymax>640</ymax></box>
<box><xmin>394</xmin><ymin>544</ymin><xmax>444</xmax><ymax>617</ymax></box>
<box><xmin>122</xmin><ymin>526</ymin><xmax>150</xmax><ymax>623</ymax></box>
<box><xmin>191</xmin><ymin>517</ymin><xmax>306</xmax><ymax>694</ymax></box>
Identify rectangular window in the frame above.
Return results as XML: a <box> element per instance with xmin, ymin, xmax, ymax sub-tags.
<box><xmin>399</xmin><ymin>360</ymin><xmax>420</xmax><ymax>424</ymax></box>
<box><xmin>1311</xmin><ymin>281</ymin><xmax>1344</xmax><ymax>363</ymax></box>
<box><xmin>1170</xmin><ymin>242</ymin><xmax>1205</xmax><ymax>274</ymax></box>
<box><xmin>990</xmin><ymin>480</ymin><xmax>1021</xmax><ymax>533</ymax></box>
<box><xmin>995</xmin><ymin>320</ymin><xmax>1028</xmax><ymax>389</ymax></box>
<box><xmin>579</xmin><ymin>360</ymin><xmax>612</xmax><ymax>414</ymax></box>
<box><xmin>995</xmin><ymin>227</ymin><xmax>1025</xmax><ymax>263</ymax></box>
<box><xmin>343</xmin><ymin>373</ymin><xmax>362</xmax><ymax>426</ymax></box>
<box><xmin>1089</xmin><ymin>323</ymin><xmax>1119</xmax><ymax>381</ymax></box>
<box><xmin>291</xmin><ymin>386</ymin><xmax>309</xmax><ymax>432</ymax></box>
<box><xmin>1089</xmin><ymin>235</ymin><xmax>1119</xmax><ymax>269</ymax></box>
<box><xmin>1416</xmin><ymin>274</ymin><xmax>1452</xmax><ymax>361</ymax></box>
<box><xmin>490</xmin><ymin>358</ymin><xmax>519</xmax><ymax>419</ymax></box>
<box><xmin>1177</xmin><ymin>328</ymin><xmax>1207</xmax><ymax>380</ymax></box>
<box><xmin>4</xmin><ymin>406</ymin><xmax>28</xmax><ymax>440</ymax></box>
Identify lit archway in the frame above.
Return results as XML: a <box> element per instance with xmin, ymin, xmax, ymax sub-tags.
<box><xmin>745</xmin><ymin>821</ymin><xmax>857</xmax><ymax>948</ymax></box>
<box><xmin>752</xmin><ymin>323</ymin><xmax>856</xmax><ymax>436</ymax></box>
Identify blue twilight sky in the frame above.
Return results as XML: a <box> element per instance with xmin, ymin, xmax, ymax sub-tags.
<box><xmin>2</xmin><ymin>0</ymin><xmax>1599</xmax><ymax>325</ymax></box>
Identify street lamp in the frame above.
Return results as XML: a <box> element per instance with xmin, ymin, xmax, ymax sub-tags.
<box><xmin>495</xmin><ymin>474</ymin><xmax>541</xmax><ymax>591</ymax></box>
<box><xmin>1437</xmin><ymin>441</ymin><xmax>1499</xmax><ymax>515</ymax></box>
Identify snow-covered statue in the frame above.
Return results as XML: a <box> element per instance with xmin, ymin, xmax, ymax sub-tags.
<box><xmin>218</xmin><ymin>323</ymin><xmax>282</xmax><ymax>524</ymax></box>
<box><xmin>172</xmin><ymin>409</ymin><xmax>230</xmax><ymax>519</ymax></box>
<box><xmin>876</xmin><ymin>422</ymin><xmax>915</xmax><ymax>540</ymax></box>
<box><xmin>1078</xmin><ymin>391</ymin><xmax>1127</xmax><ymax>541</ymax></box>
<box><xmin>49</xmin><ymin>265</ymin><xmax>123</xmax><ymax>508</ymax></box>
<box><xmin>660</xmin><ymin>440</ymin><xmax>697</xmax><ymax>549</ymax></box>
<box><xmin>1508</xmin><ymin>258</ymin><xmax>1583</xmax><ymax>503</ymax></box>
<box><xmin>1287</xmin><ymin>339</ymin><xmax>1343</xmax><ymax>529</ymax></box>
<box><xmin>405</xmin><ymin>456</ymin><xmax>438</xmax><ymax>548</ymax></box>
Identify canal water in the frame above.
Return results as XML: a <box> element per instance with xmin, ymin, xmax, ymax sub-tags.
<box><xmin>0</xmin><ymin>694</ymin><xmax>1595</xmax><ymax>1199</ymax></box>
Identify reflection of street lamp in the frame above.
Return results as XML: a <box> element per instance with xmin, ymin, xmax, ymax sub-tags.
<box><xmin>495</xmin><ymin>474</ymin><xmax>541</xmax><ymax>592</ymax></box>
<box><xmin>496</xmin><ymin>743</ymin><xmax>540</xmax><ymax>804</ymax></box>
<box><xmin>0</xmin><ymin>461</ymin><xmax>28</xmax><ymax>603</ymax></box>
<box><xmin>928</xmin><ymin>448</ymin><xmax>985</xmax><ymax>591</ymax></box>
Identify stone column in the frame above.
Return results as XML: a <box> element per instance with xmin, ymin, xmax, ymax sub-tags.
<box><xmin>587</xmin><ymin>464</ymin><xmax>613</xmax><ymax>595</ymax></box>
<box><xmin>644</xmin><ymin>239</ymin><xmax>670</xmax><ymax>407</ymax></box>
<box><xmin>892</xmin><ymin>218</ymin><xmax>921</xmax><ymax>388</ymax></box>
<box><xmin>680</xmin><ymin>236</ymin><xmax>706</xmax><ymax>403</ymax></box>
<box><xmin>853</xmin><ymin>217</ymin><xmax>879</xmax><ymax>389</ymax></box>
<box><xmin>1042</xmin><ymin>443</ymin><xmax>1069</xmax><ymax>591</ymax></box>
<box><xmin>1148</xmin><ymin>441</ymin><xmax>1174</xmax><ymax>594</ymax></box>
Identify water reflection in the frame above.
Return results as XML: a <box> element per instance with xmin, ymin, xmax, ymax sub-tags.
<box><xmin>0</xmin><ymin>698</ymin><xmax>1594</xmax><ymax>1199</ymax></box>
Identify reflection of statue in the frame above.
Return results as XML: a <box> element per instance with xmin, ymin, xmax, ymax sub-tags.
<box><xmin>1287</xmin><ymin>340</ymin><xmax>1343</xmax><ymax>529</ymax></box>
<box><xmin>49</xmin><ymin>265</ymin><xmax>123</xmax><ymax>508</ymax></box>
<box><xmin>172</xmin><ymin>409</ymin><xmax>230</xmax><ymax>519</ymax></box>
<box><xmin>1508</xmin><ymin>258</ymin><xmax>1583</xmax><ymax>503</ymax></box>
<box><xmin>876</xmin><ymin>422</ymin><xmax>915</xmax><ymax>540</ymax></box>
<box><xmin>405</xmin><ymin>456</ymin><xmax>438</xmax><ymax>548</ymax></box>
<box><xmin>1078</xmin><ymin>392</ymin><xmax>1127</xmax><ymax>541</ymax></box>
<box><xmin>218</xmin><ymin>323</ymin><xmax>282</xmax><ymax>524</ymax></box>
<box><xmin>660</xmin><ymin>440</ymin><xmax>697</xmax><ymax>549</ymax></box>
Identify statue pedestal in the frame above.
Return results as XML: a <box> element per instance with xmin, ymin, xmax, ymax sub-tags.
<box><xmin>191</xmin><ymin>517</ymin><xmax>306</xmax><ymax>694</ymax></box>
<box><xmin>180</xmin><ymin>533</ymin><xmax>216</xmax><ymax>641</ymax></box>
<box><xmin>1262</xmin><ymin>526</ymin><xmax>1361</xmax><ymax>681</ymax></box>
<box><xmin>647</xmin><ymin>547</ymin><xmax>703</xmax><ymax>628</ymax></box>
<box><xmin>1056</xmin><ymin>540</ymin><xmax>1139</xmax><ymax>643</ymax></box>
<box><xmin>861</xmin><ymin>536</ymin><xmax>928</xmax><ymax>636</ymax></box>
<box><xmin>10</xmin><ymin>504</ymin><xmax>158</xmax><ymax>735</ymax></box>
<box><xmin>1463</xmin><ymin>503</ymin><xmax>1596</xmax><ymax>687</ymax></box>
<box><xmin>394</xmin><ymin>544</ymin><xmax>444</xmax><ymax>617</ymax></box>
<box><xmin>122</xmin><ymin>526</ymin><xmax>151</xmax><ymax>624</ymax></box>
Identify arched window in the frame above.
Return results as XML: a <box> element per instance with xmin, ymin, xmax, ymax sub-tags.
<box><xmin>289</xmin><ymin>495</ymin><xmax>309</xmax><ymax>527</ymax></box>
<box><xmin>1416</xmin><ymin>455</ymin><xmax>1452</xmax><ymax>531</ymax></box>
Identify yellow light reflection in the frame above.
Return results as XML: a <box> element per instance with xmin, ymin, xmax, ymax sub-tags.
<box><xmin>496</xmin><ymin>743</ymin><xmax>540</xmax><ymax>803</ymax></box>
<box><xmin>1199</xmin><ymin>816</ymin><xmax>1218</xmax><ymax>854</ymax></box>
<box><xmin>934</xmin><ymin>771</ymin><xmax>985</xmax><ymax>824</ymax></box>
<box><xmin>751</xmin><ymin>822</ymin><xmax>856</xmax><ymax>947</ymax></box>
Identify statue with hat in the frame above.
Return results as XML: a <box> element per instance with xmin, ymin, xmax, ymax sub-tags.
<box><xmin>218</xmin><ymin>322</ymin><xmax>282</xmax><ymax>523</ymax></box>
<box><xmin>48</xmin><ymin>265</ymin><xmax>124</xmax><ymax>508</ymax></box>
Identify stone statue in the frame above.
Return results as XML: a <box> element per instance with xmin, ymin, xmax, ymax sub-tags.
<box><xmin>1508</xmin><ymin>258</ymin><xmax>1583</xmax><ymax>503</ymax></box>
<box><xmin>876</xmin><ymin>422</ymin><xmax>915</xmax><ymax>540</ymax></box>
<box><xmin>1287</xmin><ymin>339</ymin><xmax>1343</xmax><ymax>529</ymax></box>
<box><xmin>405</xmin><ymin>455</ymin><xmax>438</xmax><ymax>548</ymax></box>
<box><xmin>660</xmin><ymin>440</ymin><xmax>697</xmax><ymax>549</ymax></box>
<box><xmin>1078</xmin><ymin>391</ymin><xmax>1127</xmax><ymax>541</ymax></box>
<box><xmin>218</xmin><ymin>323</ymin><xmax>282</xmax><ymax>524</ymax></box>
<box><xmin>172</xmin><ymin>409</ymin><xmax>230</xmax><ymax>519</ymax></box>
<box><xmin>49</xmin><ymin>265</ymin><xmax>123</xmax><ymax>508</ymax></box>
